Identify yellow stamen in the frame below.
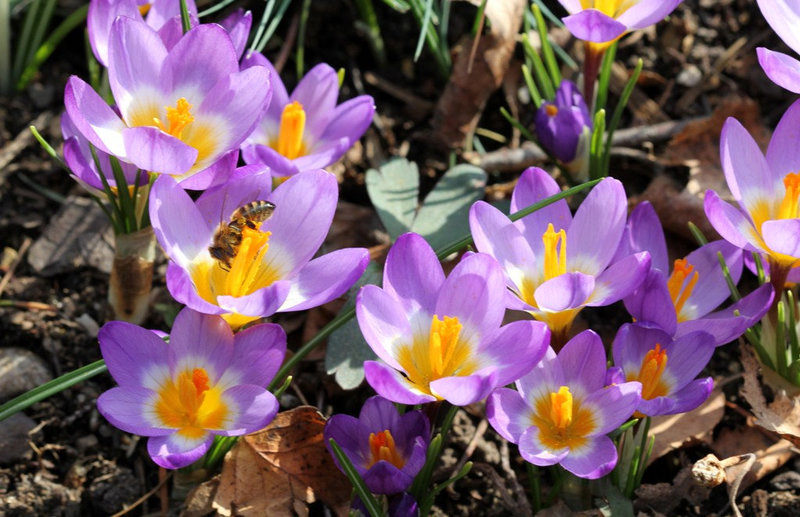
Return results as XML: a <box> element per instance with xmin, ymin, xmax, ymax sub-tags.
<box><xmin>666</xmin><ymin>259</ymin><xmax>699</xmax><ymax>319</ymax></box>
<box><xmin>580</xmin><ymin>0</ymin><xmax>637</xmax><ymax>17</ymax></box>
<box><xmin>545</xmin><ymin>104</ymin><xmax>559</xmax><ymax>117</ymax></box>
<box><xmin>778</xmin><ymin>172</ymin><xmax>800</xmax><ymax>220</ymax></box>
<box><xmin>542</xmin><ymin>223</ymin><xmax>567</xmax><ymax>280</ymax></box>
<box><xmin>224</xmin><ymin>225</ymin><xmax>273</xmax><ymax>299</ymax></box>
<box><xmin>628</xmin><ymin>344</ymin><xmax>669</xmax><ymax>400</ymax></box>
<box><xmin>533</xmin><ymin>385</ymin><xmax>595</xmax><ymax>450</ymax></box>
<box><xmin>395</xmin><ymin>315</ymin><xmax>478</xmax><ymax>398</ymax></box>
<box><xmin>274</xmin><ymin>101</ymin><xmax>306</xmax><ymax>160</ymax></box>
<box><xmin>153</xmin><ymin>98</ymin><xmax>194</xmax><ymax>139</ymax></box>
<box><xmin>368</xmin><ymin>430</ymin><xmax>405</xmax><ymax>469</ymax></box>
<box><xmin>138</xmin><ymin>3</ymin><xmax>151</xmax><ymax>15</ymax></box>
<box><xmin>154</xmin><ymin>367</ymin><xmax>228</xmax><ymax>438</ymax></box>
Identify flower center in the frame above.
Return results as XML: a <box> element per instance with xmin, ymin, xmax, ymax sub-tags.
<box><xmin>396</xmin><ymin>315</ymin><xmax>477</xmax><ymax>398</ymax></box>
<box><xmin>533</xmin><ymin>385</ymin><xmax>595</xmax><ymax>450</ymax></box>
<box><xmin>154</xmin><ymin>98</ymin><xmax>194</xmax><ymax>140</ymax></box>
<box><xmin>666</xmin><ymin>258</ymin><xmax>698</xmax><ymax>320</ymax></box>
<box><xmin>545</xmin><ymin>104</ymin><xmax>559</xmax><ymax>117</ymax></box>
<box><xmin>274</xmin><ymin>101</ymin><xmax>306</xmax><ymax>160</ymax></box>
<box><xmin>154</xmin><ymin>367</ymin><xmax>228</xmax><ymax>438</ymax></box>
<box><xmin>628</xmin><ymin>344</ymin><xmax>669</xmax><ymax>400</ymax></box>
<box><xmin>367</xmin><ymin>430</ymin><xmax>405</xmax><ymax>469</ymax></box>
<box><xmin>542</xmin><ymin>223</ymin><xmax>567</xmax><ymax>281</ymax></box>
<box><xmin>581</xmin><ymin>0</ymin><xmax>637</xmax><ymax>17</ymax></box>
<box><xmin>138</xmin><ymin>2</ymin><xmax>151</xmax><ymax>15</ymax></box>
<box><xmin>778</xmin><ymin>172</ymin><xmax>800</xmax><ymax>220</ymax></box>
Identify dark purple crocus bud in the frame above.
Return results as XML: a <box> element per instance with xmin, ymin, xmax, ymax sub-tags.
<box><xmin>324</xmin><ymin>396</ymin><xmax>430</xmax><ymax>495</ymax></box>
<box><xmin>534</xmin><ymin>80</ymin><xmax>592</xmax><ymax>163</ymax></box>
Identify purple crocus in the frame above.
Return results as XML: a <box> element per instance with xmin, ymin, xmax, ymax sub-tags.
<box><xmin>558</xmin><ymin>0</ymin><xmax>683</xmax><ymax>46</ymax></box>
<box><xmin>616</xmin><ymin>202</ymin><xmax>774</xmax><ymax>346</ymax></box>
<box><xmin>66</xmin><ymin>17</ymin><xmax>270</xmax><ymax>189</ymax></box>
<box><xmin>535</xmin><ymin>80</ymin><xmax>592</xmax><ymax>164</ymax></box>
<box><xmin>487</xmin><ymin>330</ymin><xmax>641</xmax><ymax>479</ymax></box>
<box><xmin>324</xmin><ymin>396</ymin><xmax>429</xmax><ymax>495</ymax></box>
<box><xmin>357</xmin><ymin>233</ymin><xmax>550</xmax><ymax>406</ymax></box>
<box><xmin>704</xmin><ymin>99</ymin><xmax>800</xmax><ymax>293</ymax></box>
<box><xmin>611</xmin><ymin>323</ymin><xmax>714</xmax><ymax>417</ymax></box>
<box><xmin>96</xmin><ymin>307</ymin><xmax>285</xmax><ymax>469</ymax></box>
<box><xmin>755</xmin><ymin>0</ymin><xmax>800</xmax><ymax>93</ymax></box>
<box><xmin>240</xmin><ymin>54</ymin><xmax>375</xmax><ymax>180</ymax></box>
<box><xmin>149</xmin><ymin>168</ymin><xmax>369</xmax><ymax>329</ymax></box>
<box><xmin>87</xmin><ymin>0</ymin><xmax>199</xmax><ymax>66</ymax></box>
<box><xmin>469</xmin><ymin>167</ymin><xmax>650</xmax><ymax>348</ymax></box>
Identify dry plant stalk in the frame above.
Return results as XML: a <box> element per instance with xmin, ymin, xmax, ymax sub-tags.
<box><xmin>108</xmin><ymin>227</ymin><xmax>156</xmax><ymax>324</ymax></box>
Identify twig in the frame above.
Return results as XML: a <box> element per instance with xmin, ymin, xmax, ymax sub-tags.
<box><xmin>111</xmin><ymin>470</ymin><xmax>173</xmax><ymax>517</ymax></box>
<box><xmin>363</xmin><ymin>71</ymin><xmax>435</xmax><ymax>113</ymax></box>
<box><xmin>0</xmin><ymin>300</ymin><xmax>57</xmax><ymax>311</ymax></box>
<box><xmin>0</xmin><ymin>111</ymin><xmax>52</xmax><ymax>180</ymax></box>
<box><xmin>0</xmin><ymin>237</ymin><xmax>32</xmax><ymax>297</ymax></box>
<box><xmin>452</xmin><ymin>418</ymin><xmax>488</xmax><ymax>476</ymax></box>
<box><xmin>273</xmin><ymin>11</ymin><xmax>299</xmax><ymax>75</ymax></box>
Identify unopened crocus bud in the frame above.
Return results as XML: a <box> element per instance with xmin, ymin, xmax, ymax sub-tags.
<box><xmin>534</xmin><ymin>80</ymin><xmax>592</xmax><ymax>163</ymax></box>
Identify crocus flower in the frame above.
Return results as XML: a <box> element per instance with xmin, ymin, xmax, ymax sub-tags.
<box><xmin>469</xmin><ymin>167</ymin><xmax>650</xmax><ymax>348</ymax></box>
<box><xmin>325</xmin><ymin>396</ymin><xmax>430</xmax><ymax>495</ymax></box>
<box><xmin>357</xmin><ymin>233</ymin><xmax>550</xmax><ymax>406</ymax></box>
<box><xmin>88</xmin><ymin>0</ymin><xmax>199</xmax><ymax>66</ymax></box>
<box><xmin>755</xmin><ymin>0</ymin><xmax>800</xmax><ymax>93</ymax></box>
<box><xmin>617</xmin><ymin>202</ymin><xmax>774</xmax><ymax>346</ymax></box>
<box><xmin>558</xmin><ymin>0</ymin><xmax>683</xmax><ymax>46</ymax></box>
<box><xmin>535</xmin><ymin>80</ymin><xmax>592</xmax><ymax>164</ymax></box>
<box><xmin>66</xmin><ymin>17</ymin><xmax>270</xmax><ymax>189</ymax></box>
<box><xmin>487</xmin><ymin>330</ymin><xmax>641</xmax><ymax>479</ymax></box>
<box><xmin>612</xmin><ymin>323</ymin><xmax>714</xmax><ymax>416</ymax></box>
<box><xmin>150</xmin><ymin>168</ymin><xmax>369</xmax><ymax>329</ymax></box>
<box><xmin>96</xmin><ymin>307</ymin><xmax>285</xmax><ymax>469</ymax></box>
<box><xmin>241</xmin><ymin>54</ymin><xmax>375</xmax><ymax>180</ymax></box>
<box><xmin>704</xmin><ymin>99</ymin><xmax>800</xmax><ymax>293</ymax></box>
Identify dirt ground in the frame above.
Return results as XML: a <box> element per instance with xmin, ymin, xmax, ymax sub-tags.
<box><xmin>1</xmin><ymin>0</ymin><xmax>800</xmax><ymax>515</ymax></box>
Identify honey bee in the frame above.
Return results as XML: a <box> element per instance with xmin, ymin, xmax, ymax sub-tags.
<box><xmin>208</xmin><ymin>201</ymin><xmax>276</xmax><ymax>271</ymax></box>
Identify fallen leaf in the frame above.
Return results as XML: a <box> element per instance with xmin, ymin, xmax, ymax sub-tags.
<box><xmin>635</xmin><ymin>467</ymin><xmax>712</xmax><ymax>515</ymax></box>
<box><xmin>647</xmin><ymin>384</ymin><xmax>726</xmax><ymax>465</ymax></box>
<box><xmin>211</xmin><ymin>407</ymin><xmax>352</xmax><ymax>517</ymax></box>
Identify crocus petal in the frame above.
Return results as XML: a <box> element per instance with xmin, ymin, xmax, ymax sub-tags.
<box><xmin>241</xmin><ymin>52</ymin><xmax>288</xmax><ymax>119</ymax></box>
<box><xmin>518</xmin><ymin>426</ymin><xmax>569</xmax><ymax>466</ymax></box>
<box><xmin>241</xmin><ymin>144</ymin><xmax>300</xmax><ymax>177</ymax></box>
<box><xmin>222</xmin><ymin>323</ymin><xmax>286</xmax><ymax>386</ymax></box>
<box><xmin>216</xmin><ymin>280</ymin><xmax>292</xmax><ymax>318</ymax></box>
<box><xmin>147</xmin><ymin>432</ymin><xmax>214</xmax><ymax>469</ymax></box>
<box><xmin>703</xmin><ymin>191</ymin><xmax>761</xmax><ymax>252</ymax></box>
<box><xmin>558</xmin><ymin>330</ymin><xmax>606</xmax><ymax>394</ymax></box>
<box><xmin>87</xmin><ymin>0</ymin><xmax>141</xmax><ymax>66</ymax></box>
<box><xmin>559</xmin><ymin>436</ymin><xmax>617</xmax><ymax>479</ymax></box>
<box><xmin>165</xmin><ymin>263</ymin><xmax>227</xmax><ymax>315</ymax></box>
<box><xmin>534</xmin><ymin>272</ymin><xmax>594</xmax><ymax>312</ymax></box>
<box><xmin>763</xmin><ymin>219</ymin><xmax>800</xmax><ymax>258</ymax></box>
<box><xmin>168</xmin><ymin>308</ymin><xmax>234</xmax><ymax>383</ymax></box>
<box><xmin>64</xmin><ymin>76</ymin><xmax>127</xmax><ymax>156</ymax></box>
<box><xmin>99</xmin><ymin>321</ymin><xmax>170</xmax><ymax>390</ymax></box>
<box><xmin>123</xmin><ymin>126</ymin><xmax>198</xmax><ymax>174</ymax></box>
<box><xmin>279</xmin><ymin>247</ymin><xmax>369</xmax><ymax>312</ymax></box>
<box><xmin>215</xmin><ymin>385</ymin><xmax>278</xmax><ymax>435</ymax></box>
<box><xmin>177</xmin><ymin>149</ymin><xmax>238</xmax><ymax>191</ymax></box>
<box><xmin>290</xmin><ymin>64</ymin><xmax>339</xmax><ymax>140</ymax></box>
<box><xmin>356</xmin><ymin>285</ymin><xmax>413</xmax><ymax>371</ymax></box>
<box><xmin>383</xmin><ymin>233</ymin><xmax>445</xmax><ymax>320</ymax></box>
<box><xmin>480</xmin><ymin>321</ymin><xmax>550</xmax><ymax>387</ymax></box>
<box><xmin>430</xmin><ymin>372</ymin><xmax>497</xmax><ymax>406</ymax></box>
<box><xmin>664</xmin><ymin>377</ymin><xmax>714</xmax><ymax>415</ymax></box>
<box><xmin>511</xmin><ymin>167</ymin><xmax>571</xmax><ymax>252</ymax></box>
<box><xmin>486</xmin><ymin>388</ymin><xmax>533</xmax><ymax>443</ymax></box>
<box><xmin>562</xmin><ymin>10</ymin><xmax>627</xmax><ymax>43</ymax></box>
<box><xmin>320</xmin><ymin>95</ymin><xmax>375</xmax><ymax>146</ymax></box>
<box><xmin>324</xmin><ymin>414</ymin><xmax>370</xmax><ymax>468</ymax></box>
<box><xmin>147</xmin><ymin>0</ymin><xmax>198</xmax><ymax>29</ymax></box>
<box><xmin>590</xmin><ymin>251</ymin><xmax>650</xmax><ymax>307</ymax></box>
<box><xmin>363</xmin><ymin>462</ymin><xmax>413</xmax><ymax>495</ymax></box>
<box><xmin>766</xmin><ymin>97</ymin><xmax>800</xmax><ymax>180</ymax></box>
<box><xmin>756</xmin><ymin>0</ymin><xmax>800</xmax><ymax>55</ymax></box>
<box><xmin>612</xmin><ymin>323</ymin><xmax>667</xmax><ymax>373</ymax></box>
<box><xmin>756</xmin><ymin>47</ymin><xmax>800</xmax><ymax>94</ymax></box>
<box><xmin>194</xmin><ymin>169</ymin><xmax>272</xmax><ymax>230</ymax></box>
<box><xmin>150</xmin><ymin>175</ymin><xmax>212</xmax><ymax>265</ymax></box>
<box><xmin>97</xmin><ymin>387</ymin><xmax>172</xmax><ymax>436</ymax></box>
<box><xmin>568</xmin><ymin>177</ymin><xmax>626</xmax><ymax>274</ymax></box>
<box><xmin>720</xmin><ymin>117</ymin><xmax>777</xmax><ymax>209</ymax></box>
<box><xmin>581</xmin><ymin>381</ymin><xmax>642</xmax><ymax>434</ymax></box>
<box><xmin>616</xmin><ymin>202</ymin><xmax>668</xmax><ymax>272</ymax></box>
<box><xmin>679</xmin><ymin>241</ymin><xmax>743</xmax><ymax>320</ymax></box>
<box><xmin>623</xmin><ymin>269</ymin><xmax>677</xmax><ymax>334</ymax></box>
<box><xmin>616</xmin><ymin>0</ymin><xmax>683</xmax><ymax>30</ymax></box>
<box><xmin>663</xmin><ymin>331</ymin><xmax>716</xmax><ymax>388</ymax></box>
<box><xmin>516</xmin><ymin>347</ymin><xmax>564</xmax><ymax>400</ymax></box>
<box><xmin>219</xmin><ymin>9</ymin><xmax>252</xmax><ymax>59</ymax></box>
<box><xmin>163</xmin><ymin>24</ymin><xmax>238</xmax><ymax>96</ymax></box>
<box><xmin>364</xmin><ymin>361</ymin><xmax>437</xmax><ymax>405</ymax></box>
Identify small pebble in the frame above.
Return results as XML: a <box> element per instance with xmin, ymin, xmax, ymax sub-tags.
<box><xmin>0</xmin><ymin>348</ymin><xmax>53</xmax><ymax>400</ymax></box>
<box><xmin>677</xmin><ymin>64</ymin><xmax>703</xmax><ymax>88</ymax></box>
<box><xmin>0</xmin><ymin>413</ymin><xmax>35</xmax><ymax>464</ymax></box>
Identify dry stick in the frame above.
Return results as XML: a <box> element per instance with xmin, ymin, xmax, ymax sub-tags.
<box><xmin>0</xmin><ymin>237</ymin><xmax>32</xmax><ymax>297</ymax></box>
<box><xmin>272</xmin><ymin>11</ymin><xmax>299</xmax><ymax>75</ymax></box>
<box><xmin>0</xmin><ymin>112</ymin><xmax>52</xmax><ymax>180</ymax></box>
<box><xmin>362</xmin><ymin>71</ymin><xmax>436</xmax><ymax>113</ymax></box>
<box><xmin>452</xmin><ymin>417</ymin><xmax>488</xmax><ymax>477</ymax></box>
<box><xmin>499</xmin><ymin>438</ymin><xmax>533</xmax><ymax>517</ymax></box>
<box><xmin>111</xmin><ymin>470</ymin><xmax>174</xmax><ymax>517</ymax></box>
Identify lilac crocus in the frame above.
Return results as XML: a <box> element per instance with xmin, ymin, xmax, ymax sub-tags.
<box><xmin>241</xmin><ymin>54</ymin><xmax>375</xmax><ymax>180</ymax></box>
<box><xmin>469</xmin><ymin>167</ymin><xmax>650</xmax><ymax>348</ymax></box>
<box><xmin>324</xmin><ymin>396</ymin><xmax>430</xmax><ymax>495</ymax></box>
<box><xmin>558</xmin><ymin>0</ymin><xmax>683</xmax><ymax>46</ymax></box>
<box><xmin>150</xmin><ymin>168</ymin><xmax>369</xmax><ymax>329</ymax></box>
<box><xmin>87</xmin><ymin>0</ymin><xmax>199</xmax><ymax>66</ymax></box>
<box><xmin>612</xmin><ymin>323</ymin><xmax>714</xmax><ymax>417</ymax></box>
<box><xmin>487</xmin><ymin>330</ymin><xmax>641</xmax><ymax>479</ymax></box>
<box><xmin>96</xmin><ymin>307</ymin><xmax>285</xmax><ymax>469</ymax></box>
<box><xmin>357</xmin><ymin>233</ymin><xmax>550</xmax><ymax>406</ymax></box>
<box><xmin>704</xmin><ymin>99</ymin><xmax>800</xmax><ymax>293</ymax></box>
<box><xmin>617</xmin><ymin>202</ymin><xmax>774</xmax><ymax>346</ymax></box>
<box><xmin>66</xmin><ymin>17</ymin><xmax>270</xmax><ymax>189</ymax></box>
<box><xmin>755</xmin><ymin>0</ymin><xmax>800</xmax><ymax>93</ymax></box>
<box><xmin>535</xmin><ymin>80</ymin><xmax>592</xmax><ymax>164</ymax></box>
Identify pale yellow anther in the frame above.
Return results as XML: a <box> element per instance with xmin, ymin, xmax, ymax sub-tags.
<box><xmin>542</xmin><ymin>223</ymin><xmax>567</xmax><ymax>280</ymax></box>
<box><xmin>154</xmin><ymin>97</ymin><xmax>194</xmax><ymax>139</ymax></box>
<box><xmin>549</xmin><ymin>386</ymin><xmax>574</xmax><ymax>429</ymax></box>
<box><xmin>667</xmin><ymin>258</ymin><xmax>699</xmax><ymax>317</ymax></box>
<box><xmin>275</xmin><ymin>101</ymin><xmax>306</xmax><ymax>160</ymax></box>
<box><xmin>368</xmin><ymin>430</ymin><xmax>405</xmax><ymax>469</ymax></box>
<box><xmin>779</xmin><ymin>172</ymin><xmax>800</xmax><ymax>220</ymax></box>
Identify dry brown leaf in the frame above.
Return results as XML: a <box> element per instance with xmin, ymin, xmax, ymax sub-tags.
<box><xmin>635</xmin><ymin>466</ymin><xmax>712</xmax><ymax>514</ymax></box>
<box><xmin>431</xmin><ymin>0</ymin><xmax>525</xmax><ymax>148</ymax></box>
<box><xmin>647</xmin><ymin>384</ymin><xmax>726</xmax><ymax>465</ymax></box>
<box><xmin>211</xmin><ymin>406</ymin><xmax>351</xmax><ymax>517</ymax></box>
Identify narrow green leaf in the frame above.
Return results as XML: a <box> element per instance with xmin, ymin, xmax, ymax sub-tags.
<box><xmin>329</xmin><ymin>439</ymin><xmax>384</xmax><ymax>517</ymax></box>
<box><xmin>414</xmin><ymin>0</ymin><xmax>436</xmax><ymax>62</ymax></box>
<box><xmin>500</xmin><ymin>106</ymin><xmax>535</xmax><ymax>142</ymax></box>
<box><xmin>594</xmin><ymin>41</ymin><xmax>617</xmax><ymax>113</ymax></box>
<box><xmin>179</xmin><ymin>0</ymin><xmax>192</xmax><ymax>33</ymax></box>
<box><xmin>521</xmin><ymin>64</ymin><xmax>543</xmax><ymax>107</ymax></box>
<box><xmin>532</xmin><ymin>4</ymin><xmax>560</xmax><ymax>86</ymax></box>
<box><xmin>521</xmin><ymin>34</ymin><xmax>554</xmax><ymax>99</ymax></box>
<box><xmin>602</xmin><ymin>58</ymin><xmax>643</xmax><ymax>174</ymax></box>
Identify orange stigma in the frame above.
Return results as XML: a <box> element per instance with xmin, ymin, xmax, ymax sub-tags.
<box><xmin>154</xmin><ymin>98</ymin><xmax>194</xmax><ymax>139</ymax></box>
<box><xmin>779</xmin><ymin>172</ymin><xmax>800</xmax><ymax>220</ymax></box>
<box><xmin>368</xmin><ymin>430</ymin><xmax>405</xmax><ymax>469</ymax></box>
<box><xmin>533</xmin><ymin>385</ymin><xmax>595</xmax><ymax>450</ymax></box>
<box><xmin>631</xmin><ymin>344</ymin><xmax>669</xmax><ymax>400</ymax></box>
<box><xmin>275</xmin><ymin>101</ymin><xmax>306</xmax><ymax>160</ymax></box>
<box><xmin>667</xmin><ymin>258</ymin><xmax>698</xmax><ymax>319</ymax></box>
<box><xmin>545</xmin><ymin>104</ymin><xmax>559</xmax><ymax>117</ymax></box>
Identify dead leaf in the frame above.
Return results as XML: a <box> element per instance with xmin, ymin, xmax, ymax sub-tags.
<box><xmin>211</xmin><ymin>406</ymin><xmax>352</xmax><ymax>517</ymax></box>
<box><xmin>431</xmin><ymin>0</ymin><xmax>525</xmax><ymax>148</ymax></box>
<box><xmin>635</xmin><ymin>466</ymin><xmax>712</xmax><ymax>514</ymax></box>
<box><xmin>647</xmin><ymin>384</ymin><xmax>726</xmax><ymax>465</ymax></box>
